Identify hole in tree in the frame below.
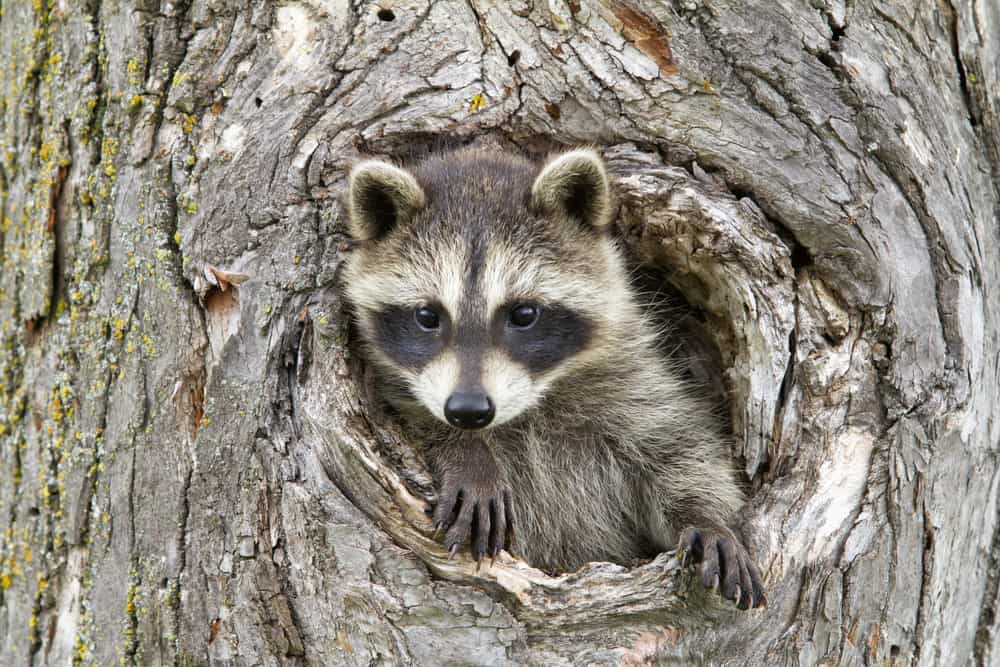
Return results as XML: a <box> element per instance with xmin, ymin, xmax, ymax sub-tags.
<box><xmin>775</xmin><ymin>330</ymin><xmax>796</xmax><ymax>408</ymax></box>
<box><xmin>254</xmin><ymin>97</ymin><xmax>262</xmax><ymax>108</ymax></box>
<box><xmin>790</xmin><ymin>243</ymin><xmax>812</xmax><ymax>270</ymax></box>
<box><xmin>627</xmin><ymin>266</ymin><xmax>731</xmax><ymax>427</ymax></box>
<box><xmin>507</xmin><ymin>50</ymin><xmax>521</xmax><ymax>66</ymax></box>
<box><xmin>377</xmin><ymin>8</ymin><xmax>395</xmax><ymax>21</ymax></box>
<box><xmin>826</xmin><ymin>12</ymin><xmax>846</xmax><ymax>43</ymax></box>
<box><xmin>336</xmin><ymin>143</ymin><xmax>757</xmax><ymax>585</ymax></box>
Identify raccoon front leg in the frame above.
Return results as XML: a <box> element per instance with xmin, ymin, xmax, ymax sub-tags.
<box><xmin>677</xmin><ymin>524</ymin><xmax>766</xmax><ymax>610</ymax></box>
<box><xmin>430</xmin><ymin>439</ymin><xmax>514</xmax><ymax>562</ymax></box>
<box><xmin>641</xmin><ymin>455</ymin><xmax>766</xmax><ymax>609</ymax></box>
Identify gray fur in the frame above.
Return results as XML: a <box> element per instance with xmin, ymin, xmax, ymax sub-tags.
<box><xmin>341</xmin><ymin>148</ymin><xmax>763</xmax><ymax>607</ymax></box>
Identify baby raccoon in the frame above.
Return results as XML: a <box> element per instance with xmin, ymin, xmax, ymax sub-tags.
<box><xmin>341</xmin><ymin>148</ymin><xmax>765</xmax><ymax>609</ymax></box>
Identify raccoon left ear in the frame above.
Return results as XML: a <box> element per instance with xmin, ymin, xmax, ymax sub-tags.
<box><xmin>531</xmin><ymin>149</ymin><xmax>611</xmax><ymax>231</ymax></box>
<box><xmin>348</xmin><ymin>160</ymin><xmax>426</xmax><ymax>241</ymax></box>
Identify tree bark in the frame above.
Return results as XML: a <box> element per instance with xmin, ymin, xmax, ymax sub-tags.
<box><xmin>1</xmin><ymin>0</ymin><xmax>998</xmax><ymax>665</ymax></box>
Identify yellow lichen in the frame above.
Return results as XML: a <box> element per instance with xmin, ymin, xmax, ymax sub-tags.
<box><xmin>74</xmin><ymin>639</ymin><xmax>88</xmax><ymax>660</ymax></box>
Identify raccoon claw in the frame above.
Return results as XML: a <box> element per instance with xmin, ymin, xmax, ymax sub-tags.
<box><xmin>432</xmin><ymin>477</ymin><xmax>514</xmax><ymax>564</ymax></box>
<box><xmin>677</xmin><ymin>525</ymin><xmax>765</xmax><ymax>611</ymax></box>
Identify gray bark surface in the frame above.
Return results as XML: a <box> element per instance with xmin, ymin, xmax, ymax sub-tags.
<box><xmin>0</xmin><ymin>0</ymin><xmax>998</xmax><ymax>665</ymax></box>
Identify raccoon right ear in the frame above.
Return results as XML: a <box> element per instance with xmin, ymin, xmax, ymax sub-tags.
<box><xmin>348</xmin><ymin>160</ymin><xmax>426</xmax><ymax>241</ymax></box>
<box><xmin>531</xmin><ymin>149</ymin><xmax>611</xmax><ymax>231</ymax></box>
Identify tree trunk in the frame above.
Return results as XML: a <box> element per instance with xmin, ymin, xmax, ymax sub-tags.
<box><xmin>1</xmin><ymin>0</ymin><xmax>998</xmax><ymax>664</ymax></box>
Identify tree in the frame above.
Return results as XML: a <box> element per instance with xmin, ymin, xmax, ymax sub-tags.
<box><xmin>1</xmin><ymin>0</ymin><xmax>997</xmax><ymax>664</ymax></box>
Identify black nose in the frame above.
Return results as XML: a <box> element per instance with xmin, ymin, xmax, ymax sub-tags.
<box><xmin>444</xmin><ymin>392</ymin><xmax>495</xmax><ymax>429</ymax></box>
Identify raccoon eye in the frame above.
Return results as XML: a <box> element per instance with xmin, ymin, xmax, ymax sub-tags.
<box><xmin>414</xmin><ymin>306</ymin><xmax>441</xmax><ymax>331</ymax></box>
<box><xmin>508</xmin><ymin>304</ymin><xmax>540</xmax><ymax>328</ymax></box>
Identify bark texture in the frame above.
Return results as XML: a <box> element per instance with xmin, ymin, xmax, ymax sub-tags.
<box><xmin>1</xmin><ymin>0</ymin><xmax>998</xmax><ymax>665</ymax></box>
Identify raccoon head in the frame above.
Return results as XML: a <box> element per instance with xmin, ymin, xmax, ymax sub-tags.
<box><xmin>342</xmin><ymin>149</ymin><xmax>633</xmax><ymax>430</ymax></box>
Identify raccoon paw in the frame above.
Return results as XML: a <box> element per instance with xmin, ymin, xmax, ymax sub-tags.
<box><xmin>677</xmin><ymin>526</ymin><xmax>766</xmax><ymax>610</ymax></box>
<box><xmin>432</xmin><ymin>476</ymin><xmax>514</xmax><ymax>563</ymax></box>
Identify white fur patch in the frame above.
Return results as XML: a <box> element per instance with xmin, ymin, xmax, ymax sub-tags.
<box><xmin>482</xmin><ymin>244</ymin><xmax>531</xmax><ymax>314</ymax></box>
<box><xmin>432</xmin><ymin>239</ymin><xmax>465</xmax><ymax>322</ymax></box>
<box><xmin>482</xmin><ymin>237</ymin><xmax>628</xmax><ymax>319</ymax></box>
<box><xmin>411</xmin><ymin>352</ymin><xmax>460</xmax><ymax>423</ymax></box>
<box><xmin>481</xmin><ymin>350</ymin><xmax>539</xmax><ymax>426</ymax></box>
<box><xmin>345</xmin><ymin>237</ymin><xmax>465</xmax><ymax>321</ymax></box>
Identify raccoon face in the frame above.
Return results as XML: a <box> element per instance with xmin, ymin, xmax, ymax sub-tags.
<box><xmin>342</xmin><ymin>149</ymin><xmax>629</xmax><ymax>430</ymax></box>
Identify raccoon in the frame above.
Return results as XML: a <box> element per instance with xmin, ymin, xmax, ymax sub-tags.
<box><xmin>341</xmin><ymin>148</ymin><xmax>765</xmax><ymax>609</ymax></box>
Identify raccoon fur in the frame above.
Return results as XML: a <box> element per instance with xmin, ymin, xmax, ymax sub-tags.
<box><xmin>341</xmin><ymin>147</ymin><xmax>765</xmax><ymax>609</ymax></box>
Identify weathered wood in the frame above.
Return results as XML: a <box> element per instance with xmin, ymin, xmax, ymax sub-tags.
<box><xmin>1</xmin><ymin>1</ymin><xmax>997</xmax><ymax>665</ymax></box>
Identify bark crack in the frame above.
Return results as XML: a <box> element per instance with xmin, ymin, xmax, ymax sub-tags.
<box><xmin>974</xmin><ymin>466</ymin><xmax>1000</xmax><ymax>663</ymax></box>
<box><xmin>944</xmin><ymin>1</ymin><xmax>980</xmax><ymax>129</ymax></box>
<box><xmin>912</xmin><ymin>502</ymin><xmax>936</xmax><ymax>665</ymax></box>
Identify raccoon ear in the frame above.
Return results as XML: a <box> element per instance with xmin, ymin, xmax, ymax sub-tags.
<box><xmin>531</xmin><ymin>149</ymin><xmax>611</xmax><ymax>231</ymax></box>
<box><xmin>348</xmin><ymin>160</ymin><xmax>426</xmax><ymax>241</ymax></box>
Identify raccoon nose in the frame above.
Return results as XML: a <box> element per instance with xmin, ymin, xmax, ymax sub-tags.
<box><xmin>444</xmin><ymin>392</ymin><xmax>495</xmax><ymax>429</ymax></box>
